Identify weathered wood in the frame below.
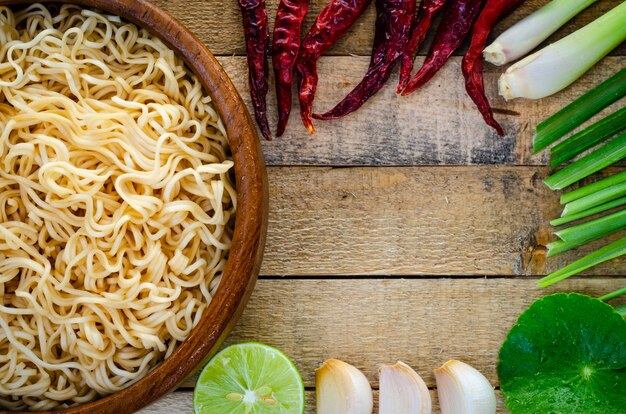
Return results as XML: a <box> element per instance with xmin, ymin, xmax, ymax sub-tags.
<box><xmin>155</xmin><ymin>0</ymin><xmax>625</xmax><ymax>57</ymax></box>
<box><xmin>139</xmin><ymin>390</ymin><xmax>508</xmax><ymax>413</ymax></box>
<box><xmin>260</xmin><ymin>165</ymin><xmax>626</xmax><ymax>276</ymax></box>
<box><xmin>172</xmin><ymin>277</ymin><xmax>625</xmax><ymax>390</ymax></box>
<box><xmin>216</xmin><ymin>56</ymin><xmax>624</xmax><ymax>166</ymax></box>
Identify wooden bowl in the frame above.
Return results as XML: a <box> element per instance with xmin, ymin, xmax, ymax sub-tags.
<box><xmin>0</xmin><ymin>1</ymin><xmax>268</xmax><ymax>413</ymax></box>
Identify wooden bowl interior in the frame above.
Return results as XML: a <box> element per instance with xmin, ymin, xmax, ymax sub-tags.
<box><xmin>0</xmin><ymin>1</ymin><xmax>268</xmax><ymax>413</ymax></box>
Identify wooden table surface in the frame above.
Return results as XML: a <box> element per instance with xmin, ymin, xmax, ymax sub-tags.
<box><xmin>140</xmin><ymin>0</ymin><xmax>626</xmax><ymax>412</ymax></box>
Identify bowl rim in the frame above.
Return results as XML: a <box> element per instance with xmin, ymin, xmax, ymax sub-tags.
<box><xmin>0</xmin><ymin>1</ymin><xmax>268</xmax><ymax>413</ymax></box>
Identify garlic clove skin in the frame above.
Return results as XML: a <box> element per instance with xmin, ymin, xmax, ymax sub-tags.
<box><xmin>316</xmin><ymin>359</ymin><xmax>373</xmax><ymax>414</ymax></box>
<box><xmin>379</xmin><ymin>361</ymin><xmax>431</xmax><ymax>414</ymax></box>
<box><xmin>434</xmin><ymin>360</ymin><xmax>496</xmax><ymax>414</ymax></box>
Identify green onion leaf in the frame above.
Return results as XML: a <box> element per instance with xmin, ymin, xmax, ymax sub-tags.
<box><xmin>556</xmin><ymin>208</ymin><xmax>626</xmax><ymax>243</ymax></box>
<box><xmin>550</xmin><ymin>105</ymin><xmax>626</xmax><ymax>169</ymax></box>
<box><xmin>534</xmin><ymin>66</ymin><xmax>626</xmax><ymax>153</ymax></box>
<box><xmin>547</xmin><ymin>208</ymin><xmax>626</xmax><ymax>256</ymax></box>
<box><xmin>550</xmin><ymin>196</ymin><xmax>626</xmax><ymax>226</ymax></box>
<box><xmin>538</xmin><ymin>236</ymin><xmax>626</xmax><ymax>288</ymax></box>
<box><xmin>544</xmin><ymin>131</ymin><xmax>626</xmax><ymax>190</ymax></box>
<box><xmin>561</xmin><ymin>170</ymin><xmax>626</xmax><ymax>204</ymax></box>
<box><xmin>562</xmin><ymin>180</ymin><xmax>626</xmax><ymax>216</ymax></box>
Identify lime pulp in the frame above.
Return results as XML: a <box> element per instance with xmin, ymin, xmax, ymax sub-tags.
<box><xmin>193</xmin><ymin>343</ymin><xmax>305</xmax><ymax>414</ymax></box>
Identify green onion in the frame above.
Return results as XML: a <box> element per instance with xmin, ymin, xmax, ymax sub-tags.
<box><xmin>538</xmin><ymin>236</ymin><xmax>626</xmax><ymax>288</ymax></box>
<box><xmin>547</xmin><ymin>208</ymin><xmax>626</xmax><ymax>256</ymax></box>
<box><xmin>499</xmin><ymin>3</ymin><xmax>626</xmax><ymax>103</ymax></box>
<box><xmin>556</xmin><ymin>208</ymin><xmax>626</xmax><ymax>242</ymax></box>
<box><xmin>546</xmin><ymin>240</ymin><xmax>586</xmax><ymax>257</ymax></box>
<box><xmin>483</xmin><ymin>0</ymin><xmax>598</xmax><ymax>66</ymax></box>
<box><xmin>550</xmin><ymin>106</ymin><xmax>626</xmax><ymax>169</ymax></box>
<box><xmin>550</xmin><ymin>197</ymin><xmax>626</xmax><ymax>226</ymax></box>
<box><xmin>562</xmin><ymin>181</ymin><xmax>626</xmax><ymax>217</ymax></box>
<box><xmin>599</xmin><ymin>286</ymin><xmax>626</xmax><ymax>302</ymax></box>
<box><xmin>561</xmin><ymin>170</ymin><xmax>626</xmax><ymax>204</ymax></box>
<box><xmin>533</xmin><ymin>66</ymin><xmax>626</xmax><ymax>153</ymax></box>
<box><xmin>544</xmin><ymin>131</ymin><xmax>626</xmax><ymax>190</ymax></box>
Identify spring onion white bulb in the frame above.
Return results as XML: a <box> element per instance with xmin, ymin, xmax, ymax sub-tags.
<box><xmin>484</xmin><ymin>0</ymin><xmax>598</xmax><ymax>66</ymax></box>
<box><xmin>499</xmin><ymin>1</ymin><xmax>626</xmax><ymax>100</ymax></box>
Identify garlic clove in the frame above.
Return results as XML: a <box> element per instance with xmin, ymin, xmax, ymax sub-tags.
<box><xmin>434</xmin><ymin>360</ymin><xmax>496</xmax><ymax>414</ymax></box>
<box><xmin>316</xmin><ymin>359</ymin><xmax>373</xmax><ymax>414</ymax></box>
<box><xmin>379</xmin><ymin>361</ymin><xmax>431</xmax><ymax>414</ymax></box>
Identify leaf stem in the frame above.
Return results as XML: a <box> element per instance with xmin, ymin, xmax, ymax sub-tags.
<box><xmin>599</xmin><ymin>286</ymin><xmax>626</xmax><ymax>301</ymax></box>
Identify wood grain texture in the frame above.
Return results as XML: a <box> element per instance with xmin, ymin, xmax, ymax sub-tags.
<box><xmin>260</xmin><ymin>165</ymin><xmax>626</xmax><ymax>276</ymax></box>
<box><xmin>174</xmin><ymin>277</ymin><xmax>626</xmax><ymax>390</ymax></box>
<box><xmin>216</xmin><ymin>56</ymin><xmax>625</xmax><ymax>166</ymax></box>
<box><xmin>139</xmin><ymin>390</ymin><xmax>507</xmax><ymax>413</ymax></box>
<box><xmin>155</xmin><ymin>0</ymin><xmax>626</xmax><ymax>57</ymax></box>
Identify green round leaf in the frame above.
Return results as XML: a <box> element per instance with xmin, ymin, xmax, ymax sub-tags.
<box><xmin>498</xmin><ymin>293</ymin><xmax>626</xmax><ymax>414</ymax></box>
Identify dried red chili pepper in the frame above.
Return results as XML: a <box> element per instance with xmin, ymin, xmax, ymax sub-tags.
<box><xmin>296</xmin><ymin>0</ymin><xmax>372</xmax><ymax>134</ymax></box>
<box><xmin>462</xmin><ymin>0</ymin><xmax>525</xmax><ymax>136</ymax></box>
<box><xmin>313</xmin><ymin>0</ymin><xmax>415</xmax><ymax>121</ymax></box>
<box><xmin>401</xmin><ymin>0</ymin><xmax>485</xmax><ymax>96</ymax></box>
<box><xmin>238</xmin><ymin>0</ymin><xmax>272</xmax><ymax>140</ymax></box>
<box><xmin>272</xmin><ymin>0</ymin><xmax>310</xmax><ymax>137</ymax></box>
<box><xmin>397</xmin><ymin>0</ymin><xmax>448</xmax><ymax>93</ymax></box>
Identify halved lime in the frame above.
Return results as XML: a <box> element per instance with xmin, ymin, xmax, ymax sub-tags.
<box><xmin>193</xmin><ymin>343</ymin><xmax>305</xmax><ymax>414</ymax></box>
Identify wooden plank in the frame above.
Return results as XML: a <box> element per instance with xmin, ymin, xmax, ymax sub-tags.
<box><xmin>216</xmin><ymin>56</ymin><xmax>624</xmax><ymax>166</ymax></box>
<box><xmin>260</xmin><ymin>165</ymin><xmax>626</xmax><ymax>276</ymax></box>
<box><xmin>173</xmin><ymin>277</ymin><xmax>626</xmax><ymax>390</ymax></box>
<box><xmin>155</xmin><ymin>0</ymin><xmax>625</xmax><ymax>57</ymax></box>
<box><xmin>139</xmin><ymin>390</ymin><xmax>508</xmax><ymax>413</ymax></box>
